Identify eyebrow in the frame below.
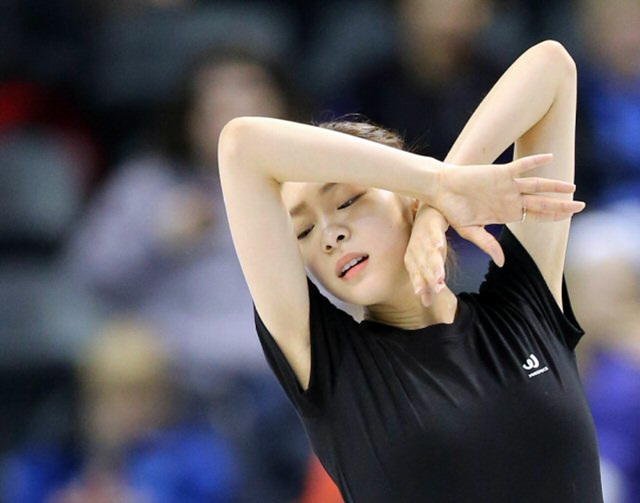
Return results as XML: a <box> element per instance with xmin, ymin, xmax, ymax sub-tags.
<box><xmin>289</xmin><ymin>183</ymin><xmax>337</xmax><ymax>217</ymax></box>
<box><xmin>320</xmin><ymin>182</ymin><xmax>337</xmax><ymax>194</ymax></box>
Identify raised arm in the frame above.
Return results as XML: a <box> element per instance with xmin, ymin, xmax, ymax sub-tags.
<box><xmin>408</xmin><ymin>40</ymin><xmax>579</xmax><ymax>308</ymax></box>
<box><xmin>449</xmin><ymin>40</ymin><xmax>577</xmax><ymax>308</ymax></box>
<box><xmin>219</xmin><ymin>112</ymin><xmax>577</xmax><ymax>387</ymax></box>
<box><xmin>218</xmin><ymin>118</ymin><xmax>440</xmax><ymax>388</ymax></box>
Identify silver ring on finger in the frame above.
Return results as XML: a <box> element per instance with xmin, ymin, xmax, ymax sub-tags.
<box><xmin>520</xmin><ymin>205</ymin><xmax>527</xmax><ymax>223</ymax></box>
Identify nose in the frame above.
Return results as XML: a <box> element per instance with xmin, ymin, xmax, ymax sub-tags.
<box><xmin>322</xmin><ymin>224</ymin><xmax>349</xmax><ymax>253</ymax></box>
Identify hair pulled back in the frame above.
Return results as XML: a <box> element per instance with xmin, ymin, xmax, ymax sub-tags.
<box><xmin>317</xmin><ymin>116</ymin><xmax>406</xmax><ymax>151</ymax></box>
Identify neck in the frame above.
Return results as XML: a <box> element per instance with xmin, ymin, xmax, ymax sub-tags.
<box><xmin>364</xmin><ymin>284</ymin><xmax>458</xmax><ymax>330</ymax></box>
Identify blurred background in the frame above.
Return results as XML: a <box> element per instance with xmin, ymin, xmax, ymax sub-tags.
<box><xmin>0</xmin><ymin>0</ymin><xmax>639</xmax><ymax>501</ymax></box>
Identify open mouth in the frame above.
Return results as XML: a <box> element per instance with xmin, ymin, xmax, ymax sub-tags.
<box><xmin>339</xmin><ymin>255</ymin><xmax>369</xmax><ymax>278</ymax></box>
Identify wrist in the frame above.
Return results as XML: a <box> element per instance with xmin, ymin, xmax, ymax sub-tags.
<box><xmin>415</xmin><ymin>204</ymin><xmax>450</xmax><ymax>232</ymax></box>
<box><xmin>418</xmin><ymin>157</ymin><xmax>445</xmax><ymax>205</ymax></box>
<box><xmin>425</xmin><ymin>158</ymin><xmax>456</xmax><ymax>215</ymax></box>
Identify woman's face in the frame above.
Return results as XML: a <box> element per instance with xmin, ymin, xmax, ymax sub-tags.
<box><xmin>281</xmin><ymin>182</ymin><xmax>415</xmax><ymax>306</ymax></box>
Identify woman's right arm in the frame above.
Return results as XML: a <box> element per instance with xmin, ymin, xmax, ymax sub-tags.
<box><xmin>218</xmin><ymin>118</ymin><xmax>443</xmax><ymax>388</ymax></box>
<box><xmin>218</xmin><ymin>117</ymin><xmax>576</xmax><ymax>387</ymax></box>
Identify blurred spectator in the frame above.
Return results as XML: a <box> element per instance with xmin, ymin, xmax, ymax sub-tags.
<box><xmin>567</xmin><ymin>202</ymin><xmax>640</xmax><ymax>502</ymax></box>
<box><xmin>62</xmin><ymin>46</ymin><xmax>310</xmax><ymax>501</ymax></box>
<box><xmin>0</xmin><ymin>87</ymin><xmax>102</xmax><ymax>375</ymax></box>
<box><xmin>574</xmin><ymin>0</ymin><xmax>640</xmax><ymax>206</ymax></box>
<box><xmin>0</xmin><ymin>128</ymin><xmax>99</xmax><ymax>367</ymax></box>
<box><xmin>85</xmin><ymin>0</ymin><xmax>294</xmax><ymax>165</ymax></box>
<box><xmin>0</xmin><ymin>30</ymin><xmax>104</xmax><ymax>465</ymax></box>
<box><xmin>2</xmin><ymin>318</ymin><xmax>239</xmax><ymax>503</ymax></box>
<box><xmin>63</xmin><ymin>46</ymin><xmax>296</xmax><ymax>386</ymax></box>
<box><xmin>341</xmin><ymin>0</ymin><xmax>503</xmax><ymax>162</ymax></box>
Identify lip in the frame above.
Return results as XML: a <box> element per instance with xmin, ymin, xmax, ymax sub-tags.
<box><xmin>335</xmin><ymin>252</ymin><xmax>369</xmax><ymax>278</ymax></box>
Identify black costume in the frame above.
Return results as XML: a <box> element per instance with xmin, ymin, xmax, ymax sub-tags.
<box><xmin>255</xmin><ymin>227</ymin><xmax>604</xmax><ymax>502</ymax></box>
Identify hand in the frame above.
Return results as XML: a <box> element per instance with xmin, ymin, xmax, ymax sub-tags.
<box><xmin>405</xmin><ymin>205</ymin><xmax>509</xmax><ymax>307</ymax></box>
<box><xmin>404</xmin><ymin>206</ymin><xmax>450</xmax><ymax>307</ymax></box>
<box><xmin>433</xmin><ymin>154</ymin><xmax>585</xmax><ymax>228</ymax></box>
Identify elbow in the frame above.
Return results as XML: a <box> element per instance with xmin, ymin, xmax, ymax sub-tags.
<box><xmin>217</xmin><ymin>117</ymin><xmax>255</xmax><ymax>171</ymax></box>
<box><xmin>535</xmin><ymin>40</ymin><xmax>577</xmax><ymax>78</ymax></box>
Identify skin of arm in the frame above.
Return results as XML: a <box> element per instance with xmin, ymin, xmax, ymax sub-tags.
<box><xmin>218</xmin><ymin>119</ymin><xmax>444</xmax><ymax>387</ymax></box>
<box><xmin>408</xmin><ymin>40</ymin><xmax>579</xmax><ymax>309</ymax></box>
<box><xmin>219</xmin><ymin>60</ymin><xmax>579</xmax><ymax>387</ymax></box>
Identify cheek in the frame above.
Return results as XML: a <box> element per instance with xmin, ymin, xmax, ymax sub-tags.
<box><xmin>361</xmin><ymin>213</ymin><xmax>412</xmax><ymax>256</ymax></box>
<box><xmin>298</xmin><ymin>208</ymin><xmax>413</xmax><ymax>301</ymax></box>
<box><xmin>377</xmin><ymin>225</ymin><xmax>412</xmax><ymax>280</ymax></box>
<box><xmin>298</xmin><ymin>243</ymin><xmax>323</xmax><ymax>282</ymax></box>
<box><xmin>348</xmin><ymin>215</ymin><xmax>413</xmax><ymax>296</ymax></box>
<box><xmin>303</xmin><ymin>254</ymin><xmax>320</xmax><ymax>279</ymax></box>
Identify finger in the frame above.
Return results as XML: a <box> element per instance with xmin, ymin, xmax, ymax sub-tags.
<box><xmin>457</xmin><ymin>225</ymin><xmax>505</xmax><ymax>267</ymax></box>
<box><xmin>427</xmin><ymin>219</ymin><xmax>448</xmax><ymax>282</ymax></box>
<box><xmin>522</xmin><ymin>196</ymin><xmax>586</xmax><ymax>217</ymax></box>
<box><xmin>428</xmin><ymin>232</ymin><xmax>447</xmax><ymax>277</ymax></box>
<box><xmin>509</xmin><ymin>153</ymin><xmax>554</xmax><ymax>175</ymax></box>
<box><xmin>421</xmin><ymin>289</ymin><xmax>434</xmax><ymax>308</ymax></box>
<box><xmin>415</xmin><ymin>250</ymin><xmax>440</xmax><ymax>307</ymax></box>
<box><xmin>525</xmin><ymin>212</ymin><xmax>581</xmax><ymax>223</ymax></box>
<box><xmin>410</xmin><ymin>227</ymin><xmax>447</xmax><ymax>289</ymax></box>
<box><xmin>409</xmin><ymin>269</ymin><xmax>427</xmax><ymax>296</ymax></box>
<box><xmin>521</xmin><ymin>209</ymin><xmax>585</xmax><ymax>223</ymax></box>
<box><xmin>424</xmin><ymin>248</ymin><xmax>446</xmax><ymax>292</ymax></box>
<box><xmin>413</xmin><ymin>247</ymin><xmax>443</xmax><ymax>293</ymax></box>
<box><xmin>405</xmin><ymin>207</ymin><xmax>449</xmax><ymax>298</ymax></box>
<box><xmin>516</xmin><ymin>177</ymin><xmax>576</xmax><ymax>194</ymax></box>
<box><xmin>408</xmin><ymin>261</ymin><xmax>434</xmax><ymax>307</ymax></box>
<box><xmin>408</xmin><ymin>249</ymin><xmax>436</xmax><ymax>291</ymax></box>
<box><xmin>405</xmin><ymin>253</ymin><xmax>426</xmax><ymax>293</ymax></box>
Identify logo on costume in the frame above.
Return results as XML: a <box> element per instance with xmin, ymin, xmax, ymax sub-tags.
<box><xmin>522</xmin><ymin>353</ymin><xmax>549</xmax><ymax>378</ymax></box>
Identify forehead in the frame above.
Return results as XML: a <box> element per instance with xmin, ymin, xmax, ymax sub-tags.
<box><xmin>281</xmin><ymin>182</ymin><xmax>344</xmax><ymax>211</ymax></box>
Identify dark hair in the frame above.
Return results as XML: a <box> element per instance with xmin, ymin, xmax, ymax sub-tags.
<box><xmin>317</xmin><ymin>117</ymin><xmax>406</xmax><ymax>150</ymax></box>
<box><xmin>155</xmin><ymin>45</ymin><xmax>305</xmax><ymax>165</ymax></box>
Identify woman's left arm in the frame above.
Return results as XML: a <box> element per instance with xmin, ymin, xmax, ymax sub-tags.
<box><xmin>408</xmin><ymin>40</ymin><xmax>578</xmax><ymax>309</ymax></box>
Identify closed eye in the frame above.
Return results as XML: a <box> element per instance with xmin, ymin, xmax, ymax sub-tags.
<box><xmin>338</xmin><ymin>192</ymin><xmax>365</xmax><ymax>210</ymax></box>
<box><xmin>297</xmin><ymin>225</ymin><xmax>314</xmax><ymax>240</ymax></box>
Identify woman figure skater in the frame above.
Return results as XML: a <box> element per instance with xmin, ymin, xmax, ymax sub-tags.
<box><xmin>218</xmin><ymin>41</ymin><xmax>604</xmax><ymax>502</ymax></box>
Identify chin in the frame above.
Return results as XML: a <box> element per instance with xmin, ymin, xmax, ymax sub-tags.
<box><xmin>325</xmin><ymin>276</ymin><xmax>396</xmax><ymax>307</ymax></box>
<box><xmin>311</xmin><ymin>255</ymin><xmax>407</xmax><ymax>306</ymax></box>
